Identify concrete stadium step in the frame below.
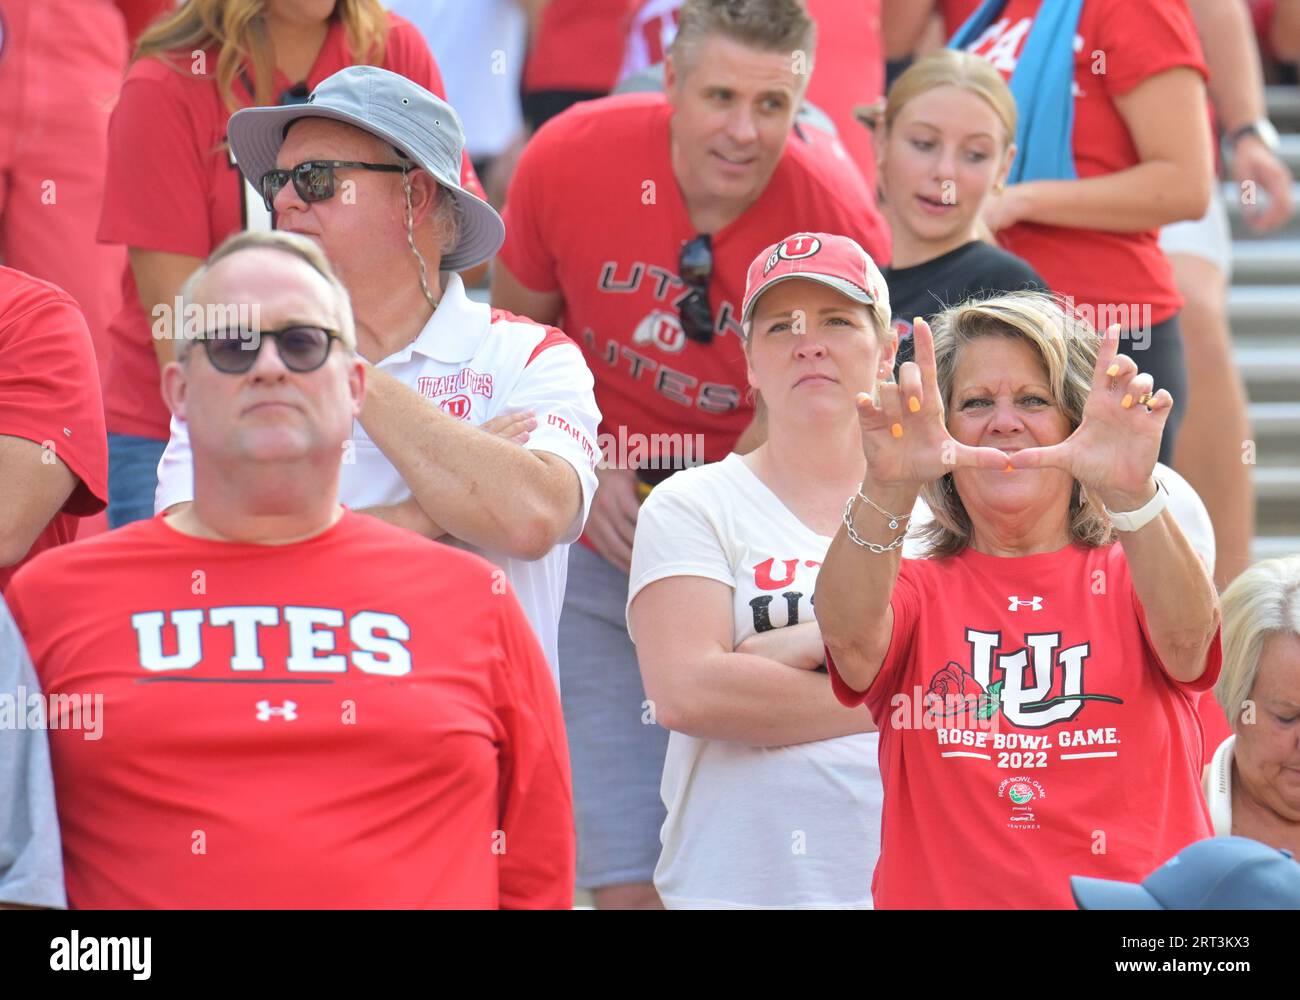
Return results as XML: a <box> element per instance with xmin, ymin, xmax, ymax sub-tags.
<box><xmin>1267</xmin><ymin>86</ymin><xmax>1300</xmax><ymax>129</ymax></box>
<box><xmin>1235</xmin><ymin>345</ymin><xmax>1300</xmax><ymax>402</ymax></box>
<box><xmin>1253</xmin><ymin>535</ymin><xmax>1300</xmax><ymax>562</ymax></box>
<box><xmin>1251</xmin><ymin>399</ymin><xmax>1300</xmax><ymax>448</ymax></box>
<box><xmin>1255</xmin><ymin>467</ymin><xmax>1300</xmax><ymax>535</ymax></box>
<box><xmin>1232</xmin><ymin>241</ymin><xmax>1300</xmax><ymax>284</ymax></box>
<box><xmin>1249</xmin><ymin>402</ymin><xmax>1300</xmax><ymax>468</ymax></box>
<box><xmin>1226</xmin><ymin>285</ymin><xmax>1300</xmax><ymax>339</ymax></box>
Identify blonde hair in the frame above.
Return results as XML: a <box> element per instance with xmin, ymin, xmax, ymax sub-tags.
<box><xmin>879</xmin><ymin>49</ymin><xmax>1016</xmax><ymax>145</ymax></box>
<box><xmin>177</xmin><ymin>229</ymin><xmax>357</xmax><ymax>360</ymax></box>
<box><xmin>917</xmin><ymin>291</ymin><xmax>1115</xmax><ymax>558</ymax></box>
<box><xmin>135</xmin><ymin>0</ymin><xmax>390</xmax><ymax>112</ymax></box>
<box><xmin>1217</xmin><ymin>555</ymin><xmax>1300</xmax><ymax>729</ymax></box>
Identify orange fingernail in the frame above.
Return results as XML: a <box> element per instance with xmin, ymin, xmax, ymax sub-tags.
<box><xmin>1106</xmin><ymin>364</ymin><xmax>1119</xmax><ymax>377</ymax></box>
<box><xmin>908</xmin><ymin>396</ymin><xmax>920</xmax><ymax>413</ymax></box>
<box><xmin>1121</xmin><ymin>394</ymin><xmax>1133</xmax><ymax>409</ymax></box>
<box><xmin>891</xmin><ymin>423</ymin><xmax>903</xmax><ymax>438</ymax></box>
<box><xmin>1004</xmin><ymin>463</ymin><xmax>1015</xmax><ymax>473</ymax></box>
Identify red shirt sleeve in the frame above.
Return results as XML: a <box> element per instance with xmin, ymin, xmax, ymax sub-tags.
<box><xmin>1096</xmin><ymin>0</ymin><xmax>1208</xmax><ymax>98</ymax></box>
<box><xmin>491</xmin><ymin>585</ymin><xmax>575</xmax><ymax>909</ymax></box>
<box><xmin>0</xmin><ymin>273</ymin><xmax>108</xmax><ymax>516</ymax></box>
<box><xmin>498</xmin><ymin>124</ymin><xmax>563</xmax><ymax>293</ymax></box>
<box><xmin>98</xmin><ymin>65</ymin><xmax>216</xmax><ymax>258</ymax></box>
<box><xmin>384</xmin><ymin>14</ymin><xmax>486</xmax><ymax>201</ymax></box>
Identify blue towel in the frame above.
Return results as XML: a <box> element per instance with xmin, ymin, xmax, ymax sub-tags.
<box><xmin>949</xmin><ymin>0</ymin><xmax>1085</xmax><ymax>184</ymax></box>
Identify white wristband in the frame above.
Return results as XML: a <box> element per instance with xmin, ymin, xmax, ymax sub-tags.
<box><xmin>1103</xmin><ymin>479</ymin><xmax>1169</xmax><ymax>532</ymax></box>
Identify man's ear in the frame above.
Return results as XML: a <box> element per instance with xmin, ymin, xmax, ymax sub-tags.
<box><xmin>664</xmin><ymin>52</ymin><xmax>679</xmax><ymax>100</ymax></box>
<box><xmin>160</xmin><ymin>360</ymin><xmax>190</xmax><ymax>422</ymax></box>
<box><xmin>406</xmin><ymin>169</ymin><xmax>440</xmax><ymax>227</ymax></box>
<box><xmin>348</xmin><ymin>356</ymin><xmax>366</xmax><ymax>419</ymax></box>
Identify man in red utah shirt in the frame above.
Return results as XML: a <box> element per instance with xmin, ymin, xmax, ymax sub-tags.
<box><xmin>493</xmin><ymin>0</ymin><xmax>889</xmax><ymax>909</ymax></box>
<box><xmin>4</xmin><ymin>230</ymin><xmax>573</xmax><ymax>909</ymax></box>
<box><xmin>0</xmin><ymin>267</ymin><xmax>107</xmax><ymax>592</ymax></box>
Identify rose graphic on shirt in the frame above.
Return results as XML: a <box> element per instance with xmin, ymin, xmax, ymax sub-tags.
<box><xmin>928</xmin><ymin>646</ymin><xmax>1124</xmax><ymax>726</ymax></box>
<box><xmin>926</xmin><ymin>662</ymin><xmax>1003</xmax><ymax>720</ymax></box>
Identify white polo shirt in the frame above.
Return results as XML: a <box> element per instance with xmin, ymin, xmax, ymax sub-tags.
<box><xmin>155</xmin><ymin>274</ymin><xmax>602</xmax><ymax>684</ymax></box>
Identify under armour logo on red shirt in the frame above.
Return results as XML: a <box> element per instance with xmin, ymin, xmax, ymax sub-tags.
<box><xmin>1007</xmin><ymin>596</ymin><xmax>1044</xmax><ymax>611</ymax></box>
<box><xmin>256</xmin><ymin>700</ymin><xmax>298</xmax><ymax>721</ymax></box>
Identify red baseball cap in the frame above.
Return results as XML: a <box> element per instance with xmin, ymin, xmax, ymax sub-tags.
<box><xmin>741</xmin><ymin>232</ymin><xmax>891</xmax><ymax>336</ymax></box>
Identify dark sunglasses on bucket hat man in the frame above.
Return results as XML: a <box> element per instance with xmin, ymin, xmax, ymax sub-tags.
<box><xmin>226</xmin><ymin>65</ymin><xmax>504</xmax><ymax>272</ymax></box>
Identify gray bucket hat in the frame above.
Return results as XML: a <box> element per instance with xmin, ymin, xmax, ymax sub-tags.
<box><xmin>227</xmin><ymin>65</ymin><xmax>504</xmax><ymax>271</ymax></box>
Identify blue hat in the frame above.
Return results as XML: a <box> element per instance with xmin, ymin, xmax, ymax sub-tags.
<box><xmin>227</xmin><ymin>66</ymin><xmax>504</xmax><ymax>271</ymax></box>
<box><xmin>1072</xmin><ymin>837</ymin><xmax>1300</xmax><ymax>910</ymax></box>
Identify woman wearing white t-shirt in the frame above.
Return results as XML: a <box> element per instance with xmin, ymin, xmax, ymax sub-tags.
<box><xmin>626</xmin><ymin>232</ymin><xmax>898</xmax><ymax>908</ymax></box>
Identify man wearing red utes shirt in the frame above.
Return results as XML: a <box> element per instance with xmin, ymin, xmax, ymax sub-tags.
<box><xmin>492</xmin><ymin>0</ymin><xmax>889</xmax><ymax>910</ymax></box>
<box><xmin>0</xmin><ymin>267</ymin><xmax>107</xmax><ymax>593</ymax></box>
<box><xmin>3</xmin><ymin>231</ymin><xmax>573</xmax><ymax>909</ymax></box>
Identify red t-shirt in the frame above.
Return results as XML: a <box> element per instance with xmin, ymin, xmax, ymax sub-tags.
<box><xmin>828</xmin><ymin>542</ymin><xmax>1220</xmax><ymax>909</ymax></box>
<box><xmin>946</xmin><ymin>0</ymin><xmax>1206</xmax><ymax>326</ymax></box>
<box><xmin>97</xmin><ymin>14</ymin><xmax>484</xmax><ymax>441</ymax></box>
<box><xmin>499</xmin><ymin>92</ymin><xmax>890</xmax><ymax>466</ymax></box>
<box><xmin>523</xmin><ymin>0</ymin><xmax>631</xmax><ymax>94</ymax></box>
<box><xmin>6</xmin><ymin>510</ymin><xmax>574</xmax><ymax>909</ymax></box>
<box><xmin>0</xmin><ymin>268</ymin><xmax>107</xmax><ymax>593</ymax></box>
<box><xmin>805</xmin><ymin>0</ymin><xmax>884</xmax><ymax>192</ymax></box>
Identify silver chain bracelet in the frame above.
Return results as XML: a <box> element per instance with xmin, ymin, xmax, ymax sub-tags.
<box><xmin>855</xmin><ymin>487</ymin><xmax>911</xmax><ymax>531</ymax></box>
<box><xmin>843</xmin><ymin>495</ymin><xmax>908</xmax><ymax>553</ymax></box>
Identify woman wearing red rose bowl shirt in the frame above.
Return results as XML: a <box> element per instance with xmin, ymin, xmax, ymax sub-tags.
<box><xmin>891</xmin><ymin>0</ymin><xmax>1213</xmax><ymax>467</ymax></box>
<box><xmin>98</xmin><ymin>0</ymin><xmax>483</xmax><ymax>526</ymax></box>
<box><xmin>816</xmin><ymin>292</ymin><xmax>1222</xmax><ymax>909</ymax></box>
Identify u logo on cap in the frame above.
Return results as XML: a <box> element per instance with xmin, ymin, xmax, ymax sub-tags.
<box><xmin>778</xmin><ymin>236</ymin><xmax>821</xmax><ymax>261</ymax></box>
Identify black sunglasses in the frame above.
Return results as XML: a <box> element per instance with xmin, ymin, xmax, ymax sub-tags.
<box><xmin>196</xmin><ymin>325</ymin><xmax>343</xmax><ymax>374</ymax></box>
<box><xmin>679</xmin><ymin>234</ymin><xmax>714</xmax><ymax>344</ymax></box>
<box><xmin>258</xmin><ymin>160</ymin><xmax>409</xmax><ymax>213</ymax></box>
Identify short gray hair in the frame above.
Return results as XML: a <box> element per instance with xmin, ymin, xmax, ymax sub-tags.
<box><xmin>432</xmin><ymin>186</ymin><xmax>464</xmax><ymax>256</ymax></box>
<box><xmin>1217</xmin><ymin>554</ymin><xmax>1300</xmax><ymax>730</ymax></box>
<box><xmin>175</xmin><ymin>230</ymin><xmax>356</xmax><ymax>362</ymax></box>
<box><xmin>669</xmin><ymin>0</ymin><xmax>816</xmax><ymax>78</ymax></box>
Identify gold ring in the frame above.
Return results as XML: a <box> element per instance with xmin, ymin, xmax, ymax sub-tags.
<box><xmin>1137</xmin><ymin>392</ymin><xmax>1154</xmax><ymax>406</ymax></box>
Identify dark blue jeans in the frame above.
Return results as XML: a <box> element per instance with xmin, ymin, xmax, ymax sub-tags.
<box><xmin>107</xmin><ymin>432</ymin><xmax>166</xmax><ymax>528</ymax></box>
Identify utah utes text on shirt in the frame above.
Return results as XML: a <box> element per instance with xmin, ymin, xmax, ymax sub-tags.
<box><xmin>131</xmin><ymin>606</ymin><xmax>411</xmax><ymax>675</ymax></box>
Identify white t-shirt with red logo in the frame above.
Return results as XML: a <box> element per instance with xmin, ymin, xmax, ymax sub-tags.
<box><xmin>154</xmin><ymin>274</ymin><xmax>602</xmax><ymax>683</ymax></box>
<box><xmin>627</xmin><ymin>453</ymin><xmax>888</xmax><ymax>908</ymax></box>
<box><xmin>828</xmin><ymin>540</ymin><xmax>1221</xmax><ymax>909</ymax></box>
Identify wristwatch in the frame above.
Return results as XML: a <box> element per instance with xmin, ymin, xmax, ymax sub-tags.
<box><xmin>1227</xmin><ymin>119</ymin><xmax>1281</xmax><ymax>154</ymax></box>
<box><xmin>1103</xmin><ymin>478</ymin><xmax>1169</xmax><ymax>533</ymax></box>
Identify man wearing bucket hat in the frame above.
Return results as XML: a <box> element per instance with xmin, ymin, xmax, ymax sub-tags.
<box><xmin>154</xmin><ymin>66</ymin><xmax>602</xmax><ymax>684</ymax></box>
<box><xmin>491</xmin><ymin>0</ymin><xmax>890</xmax><ymax>910</ymax></box>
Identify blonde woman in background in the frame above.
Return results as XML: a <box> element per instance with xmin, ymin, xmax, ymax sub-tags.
<box><xmin>98</xmin><ymin>0</ymin><xmax>482</xmax><ymax>527</ymax></box>
<box><xmin>870</xmin><ymin>49</ymin><xmax>1045</xmax><ymax>366</ymax></box>
<box><xmin>1206</xmin><ymin>555</ymin><xmax>1300</xmax><ymax>856</ymax></box>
